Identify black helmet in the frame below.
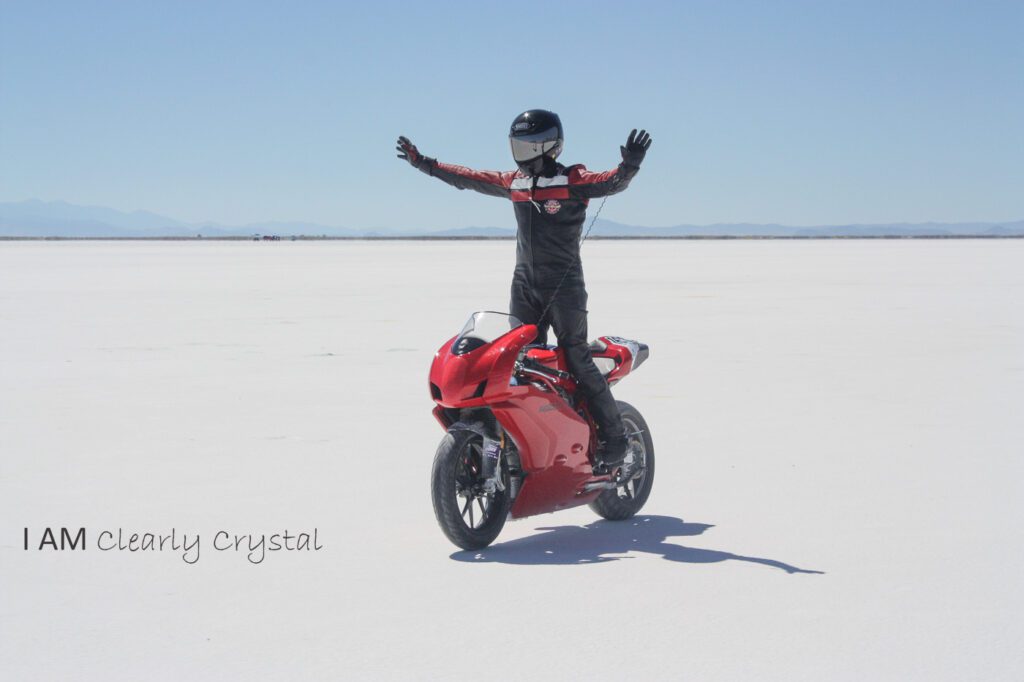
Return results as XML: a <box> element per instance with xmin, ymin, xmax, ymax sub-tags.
<box><xmin>509</xmin><ymin>109</ymin><xmax>563</xmax><ymax>175</ymax></box>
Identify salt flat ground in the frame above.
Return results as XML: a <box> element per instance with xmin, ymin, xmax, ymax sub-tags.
<box><xmin>1</xmin><ymin>239</ymin><xmax>1022</xmax><ymax>681</ymax></box>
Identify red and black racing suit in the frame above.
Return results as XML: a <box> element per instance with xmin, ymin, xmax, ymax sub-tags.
<box><xmin>414</xmin><ymin>155</ymin><xmax>641</xmax><ymax>440</ymax></box>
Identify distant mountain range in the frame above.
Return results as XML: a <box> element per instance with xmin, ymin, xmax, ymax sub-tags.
<box><xmin>1</xmin><ymin>199</ymin><xmax>1021</xmax><ymax>238</ymax></box>
<box><xmin>0</xmin><ymin>199</ymin><xmax>369</xmax><ymax>238</ymax></box>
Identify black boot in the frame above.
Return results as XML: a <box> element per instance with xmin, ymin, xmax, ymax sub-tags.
<box><xmin>593</xmin><ymin>432</ymin><xmax>628</xmax><ymax>474</ymax></box>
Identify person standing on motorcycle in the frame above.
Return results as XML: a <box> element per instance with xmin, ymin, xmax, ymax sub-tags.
<box><xmin>396</xmin><ymin>110</ymin><xmax>652</xmax><ymax>471</ymax></box>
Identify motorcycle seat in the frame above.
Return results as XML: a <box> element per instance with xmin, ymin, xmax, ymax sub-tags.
<box><xmin>527</xmin><ymin>342</ymin><xmax>618</xmax><ymax>376</ymax></box>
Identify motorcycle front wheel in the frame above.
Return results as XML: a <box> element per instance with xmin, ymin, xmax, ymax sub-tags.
<box><xmin>431</xmin><ymin>429</ymin><xmax>511</xmax><ymax>550</ymax></box>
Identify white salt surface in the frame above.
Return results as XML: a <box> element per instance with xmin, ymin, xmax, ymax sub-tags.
<box><xmin>1</xmin><ymin>239</ymin><xmax>1022</xmax><ymax>680</ymax></box>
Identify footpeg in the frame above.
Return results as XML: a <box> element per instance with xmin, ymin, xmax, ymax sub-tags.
<box><xmin>616</xmin><ymin>462</ymin><xmax>643</xmax><ymax>484</ymax></box>
<box><xmin>582</xmin><ymin>461</ymin><xmax>643</xmax><ymax>493</ymax></box>
<box><xmin>581</xmin><ymin>478</ymin><xmax>619</xmax><ymax>493</ymax></box>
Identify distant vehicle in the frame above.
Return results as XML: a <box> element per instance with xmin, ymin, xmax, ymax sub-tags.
<box><xmin>262</xmin><ymin>235</ymin><xmax>281</xmax><ymax>241</ymax></box>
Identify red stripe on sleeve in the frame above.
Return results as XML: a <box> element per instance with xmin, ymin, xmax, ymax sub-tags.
<box><xmin>567</xmin><ymin>165</ymin><xmax>618</xmax><ymax>185</ymax></box>
<box><xmin>435</xmin><ymin>162</ymin><xmax>515</xmax><ymax>188</ymax></box>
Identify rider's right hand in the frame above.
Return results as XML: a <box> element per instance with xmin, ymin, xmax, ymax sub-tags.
<box><xmin>620</xmin><ymin>129</ymin><xmax>652</xmax><ymax>169</ymax></box>
<box><xmin>396</xmin><ymin>136</ymin><xmax>422</xmax><ymax>167</ymax></box>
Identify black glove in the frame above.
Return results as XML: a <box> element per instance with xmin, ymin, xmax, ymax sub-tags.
<box><xmin>620</xmin><ymin>129</ymin><xmax>652</xmax><ymax>168</ymax></box>
<box><xmin>396</xmin><ymin>135</ymin><xmax>423</xmax><ymax>167</ymax></box>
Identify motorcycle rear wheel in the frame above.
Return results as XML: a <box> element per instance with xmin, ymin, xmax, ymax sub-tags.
<box><xmin>431</xmin><ymin>429</ymin><xmax>511</xmax><ymax>550</ymax></box>
<box><xmin>589</xmin><ymin>401</ymin><xmax>655</xmax><ymax>521</ymax></box>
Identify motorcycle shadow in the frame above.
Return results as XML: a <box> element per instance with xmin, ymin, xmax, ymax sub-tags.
<box><xmin>450</xmin><ymin>515</ymin><xmax>824</xmax><ymax>574</ymax></box>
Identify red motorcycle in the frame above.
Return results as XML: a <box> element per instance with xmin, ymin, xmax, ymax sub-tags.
<box><xmin>429</xmin><ymin>311</ymin><xmax>655</xmax><ymax>550</ymax></box>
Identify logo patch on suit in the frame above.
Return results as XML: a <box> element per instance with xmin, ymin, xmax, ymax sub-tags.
<box><xmin>543</xmin><ymin>199</ymin><xmax>562</xmax><ymax>215</ymax></box>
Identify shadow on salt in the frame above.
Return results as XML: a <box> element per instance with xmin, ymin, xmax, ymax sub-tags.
<box><xmin>451</xmin><ymin>515</ymin><xmax>824</xmax><ymax>574</ymax></box>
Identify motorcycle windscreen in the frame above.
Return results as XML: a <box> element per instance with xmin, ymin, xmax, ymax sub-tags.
<box><xmin>452</xmin><ymin>311</ymin><xmax>524</xmax><ymax>356</ymax></box>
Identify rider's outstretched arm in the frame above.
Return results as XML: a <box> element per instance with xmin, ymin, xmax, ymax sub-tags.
<box><xmin>568</xmin><ymin>129</ymin><xmax>652</xmax><ymax>200</ymax></box>
<box><xmin>567</xmin><ymin>163</ymin><xmax>640</xmax><ymax>199</ymax></box>
<box><xmin>397</xmin><ymin>136</ymin><xmax>513</xmax><ymax>198</ymax></box>
<box><xmin>419</xmin><ymin>158</ymin><xmax>515</xmax><ymax>198</ymax></box>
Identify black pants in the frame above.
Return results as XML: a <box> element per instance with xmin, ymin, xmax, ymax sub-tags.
<box><xmin>510</xmin><ymin>280</ymin><xmax>625</xmax><ymax>440</ymax></box>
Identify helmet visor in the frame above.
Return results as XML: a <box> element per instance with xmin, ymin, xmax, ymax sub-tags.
<box><xmin>509</xmin><ymin>127</ymin><xmax>561</xmax><ymax>162</ymax></box>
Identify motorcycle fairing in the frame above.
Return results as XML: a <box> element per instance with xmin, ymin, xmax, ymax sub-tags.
<box><xmin>428</xmin><ymin>318</ymin><xmax>650</xmax><ymax>519</ymax></box>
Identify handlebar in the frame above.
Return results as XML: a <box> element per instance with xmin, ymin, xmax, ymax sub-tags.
<box><xmin>516</xmin><ymin>357</ymin><xmax>571</xmax><ymax>381</ymax></box>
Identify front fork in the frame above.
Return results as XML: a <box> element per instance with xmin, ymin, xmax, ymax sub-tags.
<box><xmin>447</xmin><ymin>409</ymin><xmax>524</xmax><ymax>502</ymax></box>
<box><xmin>479</xmin><ymin>435</ymin><xmax>505</xmax><ymax>494</ymax></box>
<box><xmin>447</xmin><ymin>418</ymin><xmax>510</xmax><ymax>496</ymax></box>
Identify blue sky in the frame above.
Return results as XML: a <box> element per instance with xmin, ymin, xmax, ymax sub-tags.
<box><xmin>1</xmin><ymin>1</ymin><xmax>1021</xmax><ymax>230</ymax></box>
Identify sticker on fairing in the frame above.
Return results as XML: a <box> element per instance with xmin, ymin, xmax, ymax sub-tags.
<box><xmin>603</xmin><ymin>336</ymin><xmax>640</xmax><ymax>363</ymax></box>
